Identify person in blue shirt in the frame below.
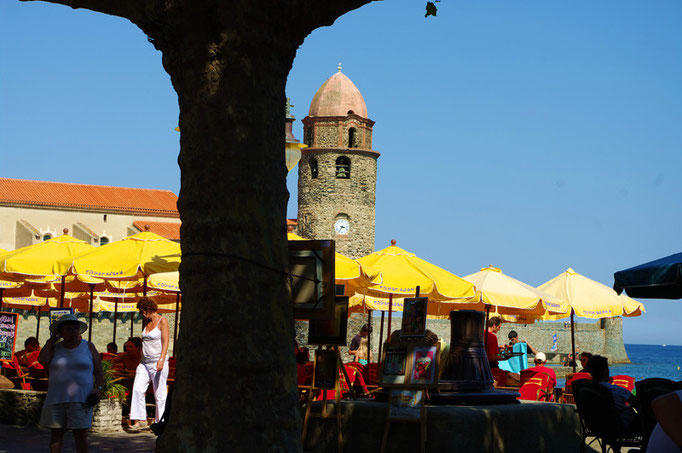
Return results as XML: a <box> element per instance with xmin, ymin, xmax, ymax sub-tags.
<box><xmin>499</xmin><ymin>330</ymin><xmax>538</xmax><ymax>375</ymax></box>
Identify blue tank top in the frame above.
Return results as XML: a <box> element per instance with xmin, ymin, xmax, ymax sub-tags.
<box><xmin>44</xmin><ymin>340</ymin><xmax>94</xmax><ymax>405</ymax></box>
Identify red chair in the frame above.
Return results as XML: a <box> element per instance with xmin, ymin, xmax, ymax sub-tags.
<box><xmin>520</xmin><ymin>369</ymin><xmax>553</xmax><ymax>401</ymax></box>
<box><xmin>491</xmin><ymin>368</ymin><xmax>508</xmax><ymax>387</ymax></box>
<box><xmin>297</xmin><ymin>362</ymin><xmax>313</xmax><ymax>386</ymax></box>
<box><xmin>3</xmin><ymin>356</ymin><xmax>31</xmax><ymax>390</ymax></box>
<box><xmin>365</xmin><ymin>363</ymin><xmax>380</xmax><ymax>386</ymax></box>
<box><xmin>609</xmin><ymin>375</ymin><xmax>635</xmax><ymax>392</ymax></box>
<box><xmin>563</xmin><ymin>372</ymin><xmax>592</xmax><ymax>404</ymax></box>
<box><xmin>100</xmin><ymin>352</ymin><xmax>116</xmax><ymax>361</ymax></box>
<box><xmin>518</xmin><ymin>383</ymin><xmax>544</xmax><ymax>401</ymax></box>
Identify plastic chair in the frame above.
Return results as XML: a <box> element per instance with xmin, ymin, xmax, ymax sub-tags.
<box><xmin>573</xmin><ymin>379</ymin><xmax>643</xmax><ymax>453</ymax></box>
<box><xmin>563</xmin><ymin>372</ymin><xmax>592</xmax><ymax>404</ymax></box>
<box><xmin>518</xmin><ymin>383</ymin><xmax>544</xmax><ymax>401</ymax></box>
<box><xmin>520</xmin><ymin>369</ymin><xmax>553</xmax><ymax>401</ymax></box>
<box><xmin>4</xmin><ymin>356</ymin><xmax>31</xmax><ymax>390</ymax></box>
<box><xmin>635</xmin><ymin>378</ymin><xmax>678</xmax><ymax>450</ymax></box>
<box><xmin>609</xmin><ymin>375</ymin><xmax>635</xmax><ymax>392</ymax></box>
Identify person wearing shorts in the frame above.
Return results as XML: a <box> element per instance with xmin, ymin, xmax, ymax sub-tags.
<box><xmin>38</xmin><ymin>314</ymin><xmax>103</xmax><ymax>453</ymax></box>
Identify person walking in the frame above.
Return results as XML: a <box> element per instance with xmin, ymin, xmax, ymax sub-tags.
<box><xmin>38</xmin><ymin>314</ymin><xmax>104</xmax><ymax>453</ymax></box>
<box><xmin>129</xmin><ymin>297</ymin><xmax>170</xmax><ymax>430</ymax></box>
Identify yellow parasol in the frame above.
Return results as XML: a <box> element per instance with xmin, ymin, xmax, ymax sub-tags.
<box><xmin>538</xmin><ymin>268</ymin><xmax>645</xmax><ymax>371</ymax></box>
<box><xmin>462</xmin><ymin>266</ymin><xmax>569</xmax><ymax>318</ymax></box>
<box><xmin>57</xmin><ymin>230</ymin><xmax>181</xmax><ymax>285</ymax></box>
<box><xmin>0</xmin><ymin>230</ymin><xmax>93</xmax><ymax>280</ymax></box>
<box><xmin>287</xmin><ymin>233</ymin><xmax>382</xmax><ymax>288</ymax></box>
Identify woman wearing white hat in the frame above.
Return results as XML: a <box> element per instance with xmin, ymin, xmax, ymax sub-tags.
<box><xmin>38</xmin><ymin>313</ymin><xmax>104</xmax><ymax>453</ymax></box>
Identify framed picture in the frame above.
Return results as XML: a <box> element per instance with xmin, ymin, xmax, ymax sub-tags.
<box><xmin>380</xmin><ymin>344</ymin><xmax>409</xmax><ymax>385</ymax></box>
<box><xmin>400</xmin><ymin>297</ymin><xmax>428</xmax><ymax>338</ymax></box>
<box><xmin>289</xmin><ymin>240</ymin><xmax>336</xmax><ymax>321</ymax></box>
<box><xmin>312</xmin><ymin>349</ymin><xmax>338</xmax><ymax>390</ymax></box>
<box><xmin>308</xmin><ymin>296</ymin><xmax>348</xmax><ymax>346</ymax></box>
<box><xmin>407</xmin><ymin>343</ymin><xmax>440</xmax><ymax>386</ymax></box>
<box><xmin>387</xmin><ymin>389</ymin><xmax>425</xmax><ymax>420</ymax></box>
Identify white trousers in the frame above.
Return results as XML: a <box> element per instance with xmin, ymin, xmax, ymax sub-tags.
<box><xmin>129</xmin><ymin>361</ymin><xmax>169</xmax><ymax>423</ymax></box>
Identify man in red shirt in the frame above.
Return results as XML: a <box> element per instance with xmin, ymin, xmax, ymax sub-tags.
<box><xmin>529</xmin><ymin>352</ymin><xmax>557</xmax><ymax>389</ymax></box>
<box><xmin>486</xmin><ymin>317</ymin><xmax>503</xmax><ymax>369</ymax></box>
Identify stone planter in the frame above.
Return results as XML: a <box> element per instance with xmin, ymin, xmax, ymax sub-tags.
<box><xmin>90</xmin><ymin>398</ymin><xmax>123</xmax><ymax>432</ymax></box>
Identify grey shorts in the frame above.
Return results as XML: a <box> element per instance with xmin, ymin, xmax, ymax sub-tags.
<box><xmin>39</xmin><ymin>402</ymin><xmax>93</xmax><ymax>430</ymax></box>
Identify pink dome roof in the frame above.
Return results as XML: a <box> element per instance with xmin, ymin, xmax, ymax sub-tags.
<box><xmin>308</xmin><ymin>69</ymin><xmax>368</xmax><ymax>118</ymax></box>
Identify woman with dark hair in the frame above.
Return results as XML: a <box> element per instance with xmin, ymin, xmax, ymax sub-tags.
<box><xmin>128</xmin><ymin>297</ymin><xmax>170</xmax><ymax>431</ymax></box>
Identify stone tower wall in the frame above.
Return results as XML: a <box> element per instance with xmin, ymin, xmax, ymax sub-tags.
<box><xmin>297</xmin><ymin>148</ymin><xmax>377</xmax><ymax>259</ymax></box>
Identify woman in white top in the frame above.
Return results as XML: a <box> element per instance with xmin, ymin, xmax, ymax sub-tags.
<box><xmin>129</xmin><ymin>297</ymin><xmax>170</xmax><ymax>430</ymax></box>
<box><xmin>38</xmin><ymin>313</ymin><xmax>103</xmax><ymax>453</ymax></box>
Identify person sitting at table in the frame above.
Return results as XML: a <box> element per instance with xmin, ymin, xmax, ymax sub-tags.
<box><xmin>106</xmin><ymin>342</ymin><xmax>118</xmax><ymax>355</ymax></box>
<box><xmin>528</xmin><ymin>352</ymin><xmax>557</xmax><ymax>389</ymax></box>
<box><xmin>349</xmin><ymin>324</ymin><xmax>372</xmax><ymax>365</ymax></box>
<box><xmin>486</xmin><ymin>317</ymin><xmax>503</xmax><ymax>369</ymax></box>
<box><xmin>578</xmin><ymin>352</ymin><xmax>593</xmax><ymax>372</ymax></box>
<box><xmin>499</xmin><ymin>330</ymin><xmax>537</xmax><ymax>384</ymax></box>
<box><xmin>585</xmin><ymin>355</ymin><xmax>638</xmax><ymax>429</ymax></box>
<box><xmin>16</xmin><ymin>337</ymin><xmax>40</xmax><ymax>367</ymax></box>
<box><xmin>112</xmin><ymin>337</ymin><xmax>142</xmax><ymax>372</ymax></box>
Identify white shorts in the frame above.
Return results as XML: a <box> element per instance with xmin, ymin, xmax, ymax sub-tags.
<box><xmin>39</xmin><ymin>402</ymin><xmax>93</xmax><ymax>430</ymax></box>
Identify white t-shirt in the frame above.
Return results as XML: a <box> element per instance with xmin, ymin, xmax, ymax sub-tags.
<box><xmin>646</xmin><ymin>390</ymin><xmax>682</xmax><ymax>453</ymax></box>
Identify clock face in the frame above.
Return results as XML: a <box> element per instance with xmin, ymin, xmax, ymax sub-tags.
<box><xmin>334</xmin><ymin>218</ymin><xmax>350</xmax><ymax>235</ymax></box>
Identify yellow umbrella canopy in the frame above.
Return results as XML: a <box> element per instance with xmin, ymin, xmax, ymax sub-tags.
<box><xmin>353</xmin><ymin>240</ymin><xmax>475</xmax><ymax>301</ymax></box>
<box><xmin>0</xmin><ymin>231</ymin><xmax>94</xmax><ymax>280</ymax></box>
<box><xmin>57</xmin><ymin>231</ymin><xmax>181</xmax><ymax>280</ymax></box>
<box><xmin>538</xmin><ymin>268</ymin><xmax>645</xmax><ymax>320</ymax></box>
<box><xmin>462</xmin><ymin>266</ymin><xmax>569</xmax><ymax>318</ymax></box>
<box><xmin>287</xmin><ymin>233</ymin><xmax>382</xmax><ymax>288</ymax></box>
<box><xmin>148</xmin><ymin>272</ymin><xmax>180</xmax><ymax>293</ymax></box>
<box><xmin>2</xmin><ymin>295</ymin><xmax>59</xmax><ymax>311</ymax></box>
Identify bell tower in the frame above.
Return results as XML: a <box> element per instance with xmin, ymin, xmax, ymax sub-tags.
<box><xmin>297</xmin><ymin>65</ymin><xmax>379</xmax><ymax>259</ymax></box>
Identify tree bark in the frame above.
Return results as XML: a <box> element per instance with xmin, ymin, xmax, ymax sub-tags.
<box><xmin>19</xmin><ymin>0</ymin><xmax>373</xmax><ymax>450</ymax></box>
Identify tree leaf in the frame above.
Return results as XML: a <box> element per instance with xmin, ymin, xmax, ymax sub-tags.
<box><xmin>425</xmin><ymin>1</ymin><xmax>438</xmax><ymax>18</ymax></box>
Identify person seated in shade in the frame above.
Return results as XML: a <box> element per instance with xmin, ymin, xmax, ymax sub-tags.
<box><xmin>112</xmin><ymin>337</ymin><xmax>142</xmax><ymax>372</ymax></box>
<box><xmin>499</xmin><ymin>330</ymin><xmax>537</xmax><ymax>374</ymax></box>
<box><xmin>585</xmin><ymin>355</ymin><xmax>638</xmax><ymax>429</ymax></box>
<box><xmin>578</xmin><ymin>352</ymin><xmax>593</xmax><ymax>373</ymax></box>
<box><xmin>349</xmin><ymin>324</ymin><xmax>373</xmax><ymax>365</ymax></box>
<box><xmin>528</xmin><ymin>352</ymin><xmax>557</xmax><ymax>389</ymax></box>
<box><xmin>16</xmin><ymin>337</ymin><xmax>41</xmax><ymax>367</ymax></box>
<box><xmin>647</xmin><ymin>389</ymin><xmax>682</xmax><ymax>452</ymax></box>
<box><xmin>106</xmin><ymin>342</ymin><xmax>118</xmax><ymax>355</ymax></box>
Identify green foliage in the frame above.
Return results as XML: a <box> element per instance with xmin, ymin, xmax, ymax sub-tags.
<box><xmin>425</xmin><ymin>1</ymin><xmax>439</xmax><ymax>18</ymax></box>
<box><xmin>101</xmin><ymin>359</ymin><xmax>127</xmax><ymax>400</ymax></box>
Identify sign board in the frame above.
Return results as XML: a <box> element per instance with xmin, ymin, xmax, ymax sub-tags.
<box><xmin>0</xmin><ymin>312</ymin><xmax>18</xmax><ymax>362</ymax></box>
<box><xmin>289</xmin><ymin>239</ymin><xmax>335</xmax><ymax>320</ymax></box>
<box><xmin>308</xmin><ymin>296</ymin><xmax>349</xmax><ymax>346</ymax></box>
<box><xmin>49</xmin><ymin>308</ymin><xmax>73</xmax><ymax>331</ymax></box>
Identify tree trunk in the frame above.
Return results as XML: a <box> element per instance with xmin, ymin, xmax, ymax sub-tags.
<box><xmin>19</xmin><ymin>1</ymin><xmax>374</xmax><ymax>450</ymax></box>
<box><xmin>155</xmin><ymin>14</ymin><xmax>302</xmax><ymax>453</ymax></box>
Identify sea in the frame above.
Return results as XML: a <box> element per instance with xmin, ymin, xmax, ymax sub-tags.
<box><xmin>556</xmin><ymin>344</ymin><xmax>682</xmax><ymax>388</ymax></box>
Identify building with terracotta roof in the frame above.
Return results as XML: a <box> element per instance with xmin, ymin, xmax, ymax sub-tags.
<box><xmin>0</xmin><ymin>178</ymin><xmax>180</xmax><ymax>250</ymax></box>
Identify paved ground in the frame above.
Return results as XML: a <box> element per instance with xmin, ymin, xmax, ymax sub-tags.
<box><xmin>0</xmin><ymin>425</ymin><xmax>157</xmax><ymax>452</ymax></box>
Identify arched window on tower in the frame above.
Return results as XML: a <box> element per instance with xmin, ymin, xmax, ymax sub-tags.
<box><xmin>309</xmin><ymin>157</ymin><xmax>318</xmax><ymax>179</ymax></box>
<box><xmin>348</xmin><ymin>128</ymin><xmax>356</xmax><ymax>148</ymax></box>
<box><xmin>100</xmin><ymin>236</ymin><xmax>109</xmax><ymax>246</ymax></box>
<box><xmin>336</xmin><ymin>156</ymin><xmax>350</xmax><ymax>179</ymax></box>
<box><xmin>42</xmin><ymin>234</ymin><xmax>52</xmax><ymax>241</ymax></box>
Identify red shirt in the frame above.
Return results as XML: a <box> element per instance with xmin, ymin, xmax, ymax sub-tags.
<box><xmin>531</xmin><ymin>364</ymin><xmax>557</xmax><ymax>389</ymax></box>
<box><xmin>486</xmin><ymin>330</ymin><xmax>499</xmax><ymax>368</ymax></box>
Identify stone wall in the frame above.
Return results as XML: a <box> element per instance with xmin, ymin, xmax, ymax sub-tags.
<box><xmin>0</xmin><ymin>389</ymin><xmax>45</xmax><ymax>426</ymax></box>
<box><xmin>297</xmin><ymin>313</ymin><xmax>629</xmax><ymax>364</ymax></box>
<box><xmin>11</xmin><ymin>309</ymin><xmax>180</xmax><ymax>356</ymax></box>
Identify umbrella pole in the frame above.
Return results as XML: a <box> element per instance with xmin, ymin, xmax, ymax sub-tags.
<box><xmin>88</xmin><ymin>284</ymin><xmax>94</xmax><ymax>342</ymax></box>
<box><xmin>0</xmin><ymin>288</ymin><xmax>3</xmax><ymax>310</ymax></box>
<box><xmin>366</xmin><ymin>309</ymin><xmax>372</xmax><ymax>364</ymax></box>
<box><xmin>60</xmin><ymin>275</ymin><xmax>66</xmax><ymax>308</ymax></box>
<box><xmin>143</xmin><ymin>275</ymin><xmax>147</xmax><ymax>297</ymax></box>
<box><xmin>113</xmin><ymin>299</ymin><xmax>118</xmax><ymax>344</ymax></box>
<box><xmin>130</xmin><ymin>312</ymin><xmax>134</xmax><ymax>337</ymax></box>
<box><xmin>36</xmin><ymin>302</ymin><xmax>43</xmax><ymax>340</ymax></box>
<box><xmin>484</xmin><ymin>305</ymin><xmax>490</xmax><ymax>349</ymax></box>
<box><xmin>570</xmin><ymin>309</ymin><xmax>576</xmax><ymax>373</ymax></box>
<box><xmin>378</xmin><ymin>311</ymin><xmax>385</xmax><ymax>366</ymax></box>
<box><xmin>387</xmin><ymin>294</ymin><xmax>393</xmax><ymax>343</ymax></box>
<box><xmin>173</xmin><ymin>293</ymin><xmax>180</xmax><ymax>357</ymax></box>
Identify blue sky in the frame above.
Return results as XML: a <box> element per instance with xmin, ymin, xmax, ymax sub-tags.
<box><xmin>2</xmin><ymin>1</ymin><xmax>681</xmax><ymax>345</ymax></box>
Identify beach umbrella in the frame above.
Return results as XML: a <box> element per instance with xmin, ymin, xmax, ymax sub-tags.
<box><xmin>57</xmin><ymin>230</ymin><xmax>181</xmax><ymax>291</ymax></box>
<box><xmin>462</xmin><ymin>266</ymin><xmax>568</xmax><ymax>317</ymax></box>
<box><xmin>538</xmin><ymin>268</ymin><xmax>645</xmax><ymax>371</ymax></box>
<box><xmin>0</xmin><ymin>230</ymin><xmax>93</xmax><ymax>280</ymax></box>
<box><xmin>353</xmin><ymin>240</ymin><xmax>476</xmax><ymax>344</ymax></box>
<box><xmin>287</xmin><ymin>233</ymin><xmax>382</xmax><ymax>288</ymax></box>
<box><xmin>613</xmin><ymin>252</ymin><xmax>682</xmax><ymax>299</ymax></box>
